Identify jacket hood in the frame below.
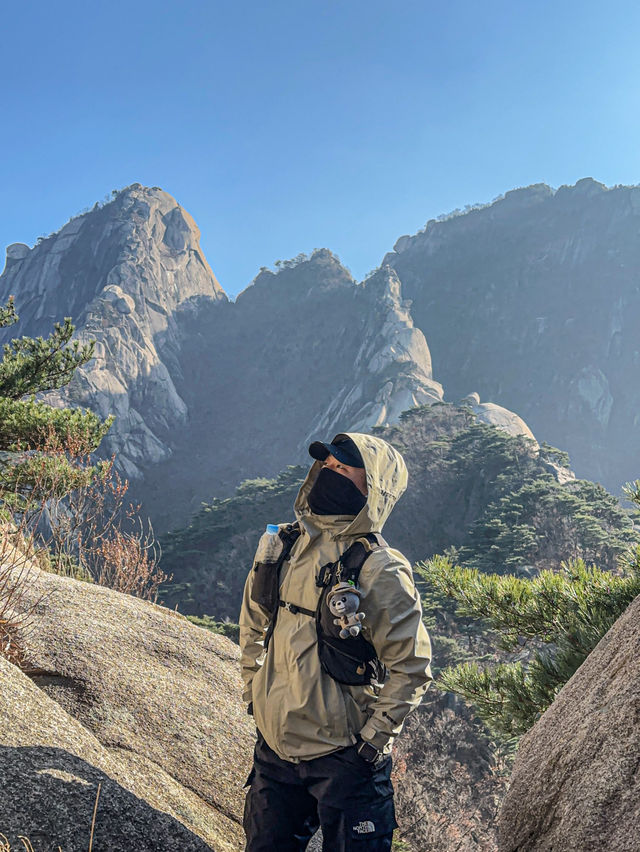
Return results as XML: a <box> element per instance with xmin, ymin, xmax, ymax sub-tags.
<box><xmin>294</xmin><ymin>432</ymin><xmax>408</xmax><ymax>538</ymax></box>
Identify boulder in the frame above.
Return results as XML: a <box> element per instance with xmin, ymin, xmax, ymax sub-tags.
<box><xmin>0</xmin><ymin>563</ymin><xmax>254</xmax><ymax>851</ymax></box>
<box><xmin>498</xmin><ymin>594</ymin><xmax>640</xmax><ymax>852</ymax></box>
<box><xmin>460</xmin><ymin>393</ymin><xmax>538</xmax><ymax>445</ymax></box>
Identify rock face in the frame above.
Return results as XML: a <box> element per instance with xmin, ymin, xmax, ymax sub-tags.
<box><xmin>384</xmin><ymin>178</ymin><xmax>640</xmax><ymax>494</ymax></box>
<box><xmin>0</xmin><ymin>564</ymin><xmax>253</xmax><ymax>851</ymax></box>
<box><xmin>4</xmin><ymin>176</ymin><xmax>639</xmax><ymax>521</ymax></box>
<box><xmin>140</xmin><ymin>252</ymin><xmax>444</xmax><ymax>530</ymax></box>
<box><xmin>497</xmin><ymin>594</ymin><xmax>640</xmax><ymax>852</ymax></box>
<box><xmin>299</xmin><ymin>265</ymin><xmax>443</xmax><ymax>449</ymax></box>
<box><xmin>0</xmin><ymin>184</ymin><xmax>227</xmax><ymax>481</ymax></box>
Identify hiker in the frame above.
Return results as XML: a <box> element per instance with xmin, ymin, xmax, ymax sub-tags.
<box><xmin>240</xmin><ymin>432</ymin><xmax>432</xmax><ymax>851</ymax></box>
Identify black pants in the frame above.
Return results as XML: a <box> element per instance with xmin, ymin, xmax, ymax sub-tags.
<box><xmin>243</xmin><ymin>732</ymin><xmax>397</xmax><ymax>851</ymax></box>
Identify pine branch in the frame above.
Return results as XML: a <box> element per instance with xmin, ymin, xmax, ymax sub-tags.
<box><xmin>0</xmin><ymin>317</ymin><xmax>96</xmax><ymax>398</ymax></box>
<box><xmin>419</xmin><ymin>545</ymin><xmax>640</xmax><ymax>736</ymax></box>
<box><xmin>0</xmin><ymin>396</ymin><xmax>113</xmax><ymax>453</ymax></box>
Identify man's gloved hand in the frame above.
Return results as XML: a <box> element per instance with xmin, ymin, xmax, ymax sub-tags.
<box><xmin>247</xmin><ymin>702</ymin><xmax>254</xmax><ymax>716</ymax></box>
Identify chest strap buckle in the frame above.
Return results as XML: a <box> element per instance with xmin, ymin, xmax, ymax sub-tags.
<box><xmin>278</xmin><ymin>600</ymin><xmax>315</xmax><ymax>617</ymax></box>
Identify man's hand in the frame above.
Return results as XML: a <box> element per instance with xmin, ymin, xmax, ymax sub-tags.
<box><xmin>354</xmin><ymin>733</ymin><xmax>382</xmax><ymax>764</ymax></box>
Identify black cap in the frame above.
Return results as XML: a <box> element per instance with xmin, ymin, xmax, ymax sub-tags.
<box><xmin>308</xmin><ymin>436</ymin><xmax>364</xmax><ymax>468</ymax></box>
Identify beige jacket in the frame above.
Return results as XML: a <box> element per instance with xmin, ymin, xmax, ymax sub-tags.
<box><xmin>239</xmin><ymin>432</ymin><xmax>432</xmax><ymax>763</ymax></box>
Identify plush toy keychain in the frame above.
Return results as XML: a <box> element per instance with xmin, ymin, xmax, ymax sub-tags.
<box><xmin>327</xmin><ymin>581</ymin><xmax>365</xmax><ymax>639</ymax></box>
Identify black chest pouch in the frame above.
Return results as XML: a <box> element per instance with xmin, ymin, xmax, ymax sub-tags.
<box><xmin>314</xmin><ymin>536</ymin><xmax>388</xmax><ymax>686</ymax></box>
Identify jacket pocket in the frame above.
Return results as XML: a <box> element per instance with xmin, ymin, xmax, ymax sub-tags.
<box><xmin>341</xmin><ymin>688</ymin><xmax>368</xmax><ymax>735</ymax></box>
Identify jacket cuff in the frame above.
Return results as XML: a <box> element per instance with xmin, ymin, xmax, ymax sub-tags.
<box><xmin>359</xmin><ymin>721</ymin><xmax>391</xmax><ymax>752</ymax></box>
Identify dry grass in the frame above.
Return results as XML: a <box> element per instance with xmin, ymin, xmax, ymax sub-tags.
<box><xmin>37</xmin><ymin>429</ymin><xmax>170</xmax><ymax>602</ymax></box>
<box><xmin>0</xmin><ymin>524</ymin><xmax>42</xmax><ymax>669</ymax></box>
<box><xmin>0</xmin><ymin>424</ymin><xmax>170</xmax><ymax>637</ymax></box>
<box><xmin>93</xmin><ymin>513</ymin><xmax>168</xmax><ymax>602</ymax></box>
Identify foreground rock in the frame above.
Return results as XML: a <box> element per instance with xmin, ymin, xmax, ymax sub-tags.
<box><xmin>498</xmin><ymin>594</ymin><xmax>640</xmax><ymax>852</ymax></box>
<box><xmin>0</xmin><ymin>565</ymin><xmax>253</xmax><ymax>851</ymax></box>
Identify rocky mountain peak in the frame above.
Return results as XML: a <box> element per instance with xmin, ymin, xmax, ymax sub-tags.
<box><xmin>0</xmin><ymin>184</ymin><xmax>228</xmax><ymax>480</ymax></box>
<box><xmin>3</xmin><ymin>242</ymin><xmax>30</xmax><ymax>271</ymax></box>
<box><xmin>1</xmin><ymin>183</ymin><xmax>226</xmax><ymax>328</ymax></box>
<box><xmin>236</xmin><ymin>248</ymin><xmax>354</xmax><ymax>307</ymax></box>
<box><xmin>299</xmin><ymin>264</ymin><xmax>443</xmax><ymax>444</ymax></box>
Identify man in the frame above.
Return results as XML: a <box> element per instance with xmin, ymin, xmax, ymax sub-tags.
<box><xmin>240</xmin><ymin>432</ymin><xmax>432</xmax><ymax>851</ymax></box>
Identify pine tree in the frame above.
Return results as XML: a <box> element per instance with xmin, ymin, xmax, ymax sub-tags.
<box><xmin>0</xmin><ymin>297</ymin><xmax>116</xmax><ymax>663</ymax></box>
<box><xmin>0</xmin><ymin>296</ymin><xmax>113</xmax><ymax>516</ymax></box>
<box><xmin>417</xmin><ymin>491</ymin><xmax>640</xmax><ymax>738</ymax></box>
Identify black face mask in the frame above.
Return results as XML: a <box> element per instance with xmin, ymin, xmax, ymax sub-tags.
<box><xmin>307</xmin><ymin>467</ymin><xmax>367</xmax><ymax>516</ymax></box>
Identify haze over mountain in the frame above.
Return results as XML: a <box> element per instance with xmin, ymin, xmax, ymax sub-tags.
<box><xmin>2</xmin><ymin>177</ymin><xmax>638</xmax><ymax>533</ymax></box>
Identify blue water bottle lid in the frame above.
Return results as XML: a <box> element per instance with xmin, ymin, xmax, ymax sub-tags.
<box><xmin>266</xmin><ymin>524</ymin><xmax>280</xmax><ymax>535</ymax></box>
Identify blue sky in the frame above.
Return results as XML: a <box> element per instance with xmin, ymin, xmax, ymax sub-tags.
<box><xmin>1</xmin><ymin>0</ymin><xmax>639</xmax><ymax>297</ymax></box>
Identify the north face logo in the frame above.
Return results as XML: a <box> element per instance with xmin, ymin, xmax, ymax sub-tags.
<box><xmin>352</xmin><ymin>820</ymin><xmax>375</xmax><ymax>834</ymax></box>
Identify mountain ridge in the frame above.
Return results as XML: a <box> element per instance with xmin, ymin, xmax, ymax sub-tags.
<box><xmin>382</xmin><ymin>176</ymin><xmax>640</xmax><ymax>494</ymax></box>
<box><xmin>5</xmin><ymin>175</ymin><xmax>634</xmax><ymax>531</ymax></box>
<box><xmin>0</xmin><ymin>189</ymin><xmax>453</xmax><ymax>531</ymax></box>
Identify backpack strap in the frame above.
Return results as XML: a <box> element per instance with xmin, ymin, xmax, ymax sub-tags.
<box><xmin>334</xmin><ymin>532</ymin><xmax>387</xmax><ymax>585</ymax></box>
<box><xmin>278</xmin><ymin>600</ymin><xmax>316</xmax><ymax>617</ymax></box>
<box><xmin>266</xmin><ymin>531</ymin><xmax>388</xmax><ymax>655</ymax></box>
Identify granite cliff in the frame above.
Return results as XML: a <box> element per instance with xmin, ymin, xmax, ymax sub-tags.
<box><xmin>0</xmin><ymin>185</ymin><xmax>226</xmax><ymax>481</ymax></box>
<box><xmin>383</xmin><ymin>177</ymin><xmax>640</xmax><ymax>494</ymax></box>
